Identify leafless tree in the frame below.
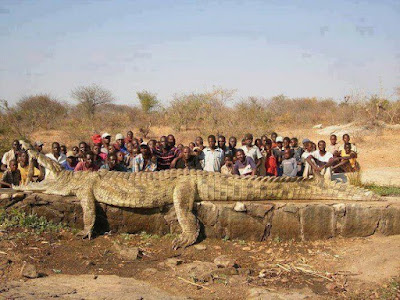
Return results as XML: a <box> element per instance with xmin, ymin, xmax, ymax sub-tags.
<box><xmin>71</xmin><ymin>84</ymin><xmax>114</xmax><ymax>119</ymax></box>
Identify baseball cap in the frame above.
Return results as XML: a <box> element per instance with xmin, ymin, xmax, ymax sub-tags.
<box><xmin>91</xmin><ymin>134</ymin><xmax>102</xmax><ymax>144</ymax></box>
<box><xmin>115</xmin><ymin>133</ymin><xmax>124</xmax><ymax>140</ymax></box>
<box><xmin>66</xmin><ymin>151</ymin><xmax>76</xmax><ymax>158</ymax></box>
<box><xmin>34</xmin><ymin>141</ymin><xmax>44</xmax><ymax>147</ymax></box>
<box><xmin>101</xmin><ymin>133</ymin><xmax>111</xmax><ymax>139</ymax></box>
<box><xmin>302</xmin><ymin>138</ymin><xmax>311</xmax><ymax>144</ymax></box>
<box><xmin>276</xmin><ymin>136</ymin><xmax>283</xmax><ymax>143</ymax></box>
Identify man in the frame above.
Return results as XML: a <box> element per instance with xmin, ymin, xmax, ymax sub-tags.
<box><xmin>46</xmin><ymin>142</ymin><xmax>67</xmax><ymax>164</ymax></box>
<box><xmin>45</xmin><ymin>142</ymin><xmax>67</xmax><ymax>178</ymax></box>
<box><xmin>281</xmin><ymin>149</ymin><xmax>298</xmax><ymax>177</ymax></box>
<box><xmin>171</xmin><ymin>146</ymin><xmax>202</xmax><ymax>170</ymax></box>
<box><xmin>132</xmin><ymin>145</ymin><xmax>157</xmax><ymax>172</ymax></box>
<box><xmin>18</xmin><ymin>151</ymin><xmax>42</xmax><ymax>185</ymax></box>
<box><xmin>114</xmin><ymin>133</ymin><xmax>128</xmax><ymax>154</ymax></box>
<box><xmin>61</xmin><ymin>151</ymin><xmax>78</xmax><ymax>171</ymax></box>
<box><xmin>328</xmin><ymin>134</ymin><xmax>340</xmax><ymax>156</ymax></box>
<box><xmin>228</xmin><ymin>136</ymin><xmax>237</xmax><ymax>157</ymax></box>
<box><xmin>1</xmin><ymin>140</ymin><xmax>21</xmax><ymax>171</ymax></box>
<box><xmin>74</xmin><ymin>151</ymin><xmax>100</xmax><ymax>171</ymax></box>
<box><xmin>218</xmin><ymin>135</ymin><xmax>232</xmax><ymax>157</ymax></box>
<box><xmin>271</xmin><ymin>132</ymin><xmax>278</xmax><ymax>148</ymax></box>
<box><xmin>101</xmin><ymin>133</ymin><xmax>111</xmax><ymax>154</ymax></box>
<box><xmin>241</xmin><ymin>133</ymin><xmax>263</xmax><ymax>170</ymax></box>
<box><xmin>1</xmin><ymin>159</ymin><xmax>21</xmax><ymax>188</ymax></box>
<box><xmin>92</xmin><ymin>144</ymin><xmax>104</xmax><ymax>168</ymax></box>
<box><xmin>203</xmin><ymin>135</ymin><xmax>224</xmax><ymax>172</ymax></box>
<box><xmin>305</xmin><ymin>140</ymin><xmax>334</xmax><ymax>181</ymax></box>
<box><xmin>34</xmin><ymin>141</ymin><xmax>44</xmax><ymax>153</ymax></box>
<box><xmin>125</xmin><ymin>131</ymin><xmax>134</xmax><ymax>144</ymax></box>
<box><xmin>291</xmin><ymin>137</ymin><xmax>304</xmax><ymax>176</ymax></box>
<box><xmin>154</xmin><ymin>135</ymin><xmax>178</xmax><ymax>170</ymax></box>
<box><xmin>233</xmin><ymin>149</ymin><xmax>256</xmax><ymax>176</ymax></box>
<box><xmin>195</xmin><ymin>136</ymin><xmax>205</xmax><ymax>150</ymax></box>
<box><xmin>101</xmin><ymin>153</ymin><xmax>127</xmax><ymax>172</ymax></box>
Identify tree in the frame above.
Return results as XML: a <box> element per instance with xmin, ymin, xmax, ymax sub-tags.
<box><xmin>137</xmin><ymin>90</ymin><xmax>159</xmax><ymax>114</ymax></box>
<box><xmin>71</xmin><ymin>84</ymin><xmax>114</xmax><ymax>119</ymax></box>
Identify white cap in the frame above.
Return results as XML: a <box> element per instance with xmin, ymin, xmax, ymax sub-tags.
<box><xmin>276</xmin><ymin>136</ymin><xmax>283</xmax><ymax>142</ymax></box>
<box><xmin>101</xmin><ymin>132</ymin><xmax>111</xmax><ymax>139</ymax></box>
<box><xmin>115</xmin><ymin>133</ymin><xmax>124</xmax><ymax>140</ymax></box>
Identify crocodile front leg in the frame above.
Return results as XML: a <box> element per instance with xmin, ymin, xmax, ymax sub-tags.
<box><xmin>172</xmin><ymin>178</ymin><xmax>199</xmax><ymax>250</ymax></box>
<box><xmin>76</xmin><ymin>186</ymin><xmax>96</xmax><ymax>240</ymax></box>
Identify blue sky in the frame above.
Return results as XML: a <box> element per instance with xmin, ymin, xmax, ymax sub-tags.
<box><xmin>0</xmin><ymin>0</ymin><xmax>399</xmax><ymax>106</ymax></box>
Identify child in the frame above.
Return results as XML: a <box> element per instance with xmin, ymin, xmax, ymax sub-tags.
<box><xmin>265</xmin><ymin>147</ymin><xmax>278</xmax><ymax>176</ymax></box>
<box><xmin>1</xmin><ymin>159</ymin><xmax>21</xmax><ymax>188</ymax></box>
<box><xmin>281</xmin><ymin>149</ymin><xmax>298</xmax><ymax>177</ymax></box>
<box><xmin>328</xmin><ymin>134</ymin><xmax>340</xmax><ymax>156</ymax></box>
<box><xmin>221</xmin><ymin>155</ymin><xmax>234</xmax><ymax>175</ymax></box>
<box><xmin>333</xmin><ymin>143</ymin><xmax>359</xmax><ymax>173</ymax></box>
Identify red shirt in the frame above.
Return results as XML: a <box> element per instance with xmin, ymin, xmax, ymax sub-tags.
<box><xmin>265</xmin><ymin>156</ymin><xmax>278</xmax><ymax>176</ymax></box>
<box><xmin>74</xmin><ymin>162</ymin><xmax>99</xmax><ymax>172</ymax></box>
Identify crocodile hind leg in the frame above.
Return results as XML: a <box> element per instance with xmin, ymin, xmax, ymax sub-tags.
<box><xmin>76</xmin><ymin>186</ymin><xmax>96</xmax><ymax>240</ymax></box>
<box><xmin>172</xmin><ymin>178</ymin><xmax>200</xmax><ymax>250</ymax></box>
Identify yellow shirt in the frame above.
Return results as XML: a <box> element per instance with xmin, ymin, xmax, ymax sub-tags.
<box><xmin>18</xmin><ymin>164</ymin><xmax>41</xmax><ymax>185</ymax></box>
<box><xmin>340</xmin><ymin>150</ymin><xmax>356</xmax><ymax>169</ymax></box>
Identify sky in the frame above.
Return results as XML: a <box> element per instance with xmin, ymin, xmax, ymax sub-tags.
<box><xmin>0</xmin><ymin>0</ymin><xmax>399</xmax><ymax>106</ymax></box>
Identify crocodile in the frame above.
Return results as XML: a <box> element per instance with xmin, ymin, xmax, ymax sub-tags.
<box><xmin>14</xmin><ymin>141</ymin><xmax>380</xmax><ymax>249</ymax></box>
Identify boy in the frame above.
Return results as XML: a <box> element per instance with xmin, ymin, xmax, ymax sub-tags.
<box><xmin>305</xmin><ymin>140</ymin><xmax>334</xmax><ymax>181</ymax></box>
<box><xmin>221</xmin><ymin>155</ymin><xmax>234</xmax><ymax>175</ymax></box>
<box><xmin>281</xmin><ymin>149</ymin><xmax>298</xmax><ymax>177</ymax></box>
<box><xmin>203</xmin><ymin>135</ymin><xmax>224</xmax><ymax>172</ymax></box>
<box><xmin>339</xmin><ymin>134</ymin><xmax>358</xmax><ymax>153</ymax></box>
<box><xmin>1</xmin><ymin>159</ymin><xmax>21</xmax><ymax>188</ymax></box>
<box><xmin>332</xmin><ymin>143</ymin><xmax>359</xmax><ymax>172</ymax></box>
<box><xmin>74</xmin><ymin>151</ymin><xmax>100</xmax><ymax>172</ymax></box>
<box><xmin>18</xmin><ymin>151</ymin><xmax>42</xmax><ymax>185</ymax></box>
<box><xmin>241</xmin><ymin>133</ymin><xmax>263</xmax><ymax>171</ymax></box>
<box><xmin>62</xmin><ymin>151</ymin><xmax>78</xmax><ymax>171</ymax></box>
<box><xmin>328</xmin><ymin>134</ymin><xmax>340</xmax><ymax>156</ymax></box>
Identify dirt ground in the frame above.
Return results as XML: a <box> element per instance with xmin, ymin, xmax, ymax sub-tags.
<box><xmin>1</xmin><ymin>227</ymin><xmax>400</xmax><ymax>299</ymax></box>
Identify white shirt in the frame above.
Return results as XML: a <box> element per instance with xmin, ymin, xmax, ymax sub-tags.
<box><xmin>203</xmin><ymin>147</ymin><xmax>224</xmax><ymax>172</ymax></box>
<box><xmin>311</xmin><ymin>150</ymin><xmax>333</xmax><ymax>163</ymax></box>
<box><xmin>240</xmin><ymin>145</ymin><xmax>263</xmax><ymax>162</ymax></box>
<box><xmin>1</xmin><ymin>149</ymin><xmax>17</xmax><ymax>167</ymax></box>
<box><xmin>46</xmin><ymin>153</ymin><xmax>67</xmax><ymax>164</ymax></box>
<box><xmin>301</xmin><ymin>150</ymin><xmax>313</xmax><ymax>163</ymax></box>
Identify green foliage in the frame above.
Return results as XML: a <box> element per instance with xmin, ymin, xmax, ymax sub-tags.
<box><xmin>137</xmin><ymin>90</ymin><xmax>159</xmax><ymax>114</ymax></box>
<box><xmin>0</xmin><ymin>208</ymin><xmax>65</xmax><ymax>234</ymax></box>
<box><xmin>139</xmin><ymin>231</ymin><xmax>160</xmax><ymax>240</ymax></box>
<box><xmin>365</xmin><ymin>185</ymin><xmax>400</xmax><ymax>196</ymax></box>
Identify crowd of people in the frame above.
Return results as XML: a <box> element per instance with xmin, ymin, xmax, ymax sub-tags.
<box><xmin>0</xmin><ymin>131</ymin><xmax>359</xmax><ymax>188</ymax></box>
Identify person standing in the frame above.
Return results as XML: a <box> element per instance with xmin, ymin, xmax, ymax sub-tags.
<box><xmin>203</xmin><ymin>135</ymin><xmax>224</xmax><ymax>172</ymax></box>
<box><xmin>241</xmin><ymin>133</ymin><xmax>263</xmax><ymax>173</ymax></box>
<box><xmin>1</xmin><ymin>140</ymin><xmax>21</xmax><ymax>171</ymax></box>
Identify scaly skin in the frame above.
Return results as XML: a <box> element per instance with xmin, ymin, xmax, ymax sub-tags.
<box><xmin>14</xmin><ymin>141</ymin><xmax>380</xmax><ymax>249</ymax></box>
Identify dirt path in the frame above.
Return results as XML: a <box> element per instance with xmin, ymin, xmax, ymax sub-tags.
<box><xmin>1</xmin><ymin>227</ymin><xmax>400</xmax><ymax>299</ymax></box>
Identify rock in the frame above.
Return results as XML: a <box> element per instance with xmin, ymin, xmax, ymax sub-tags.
<box><xmin>246</xmin><ymin>203</ymin><xmax>274</xmax><ymax>218</ymax></box>
<box><xmin>270</xmin><ymin>209</ymin><xmax>301</xmax><ymax>241</ymax></box>
<box><xmin>326</xmin><ymin>282</ymin><xmax>337</xmax><ymax>291</ymax></box>
<box><xmin>21</xmin><ymin>262</ymin><xmax>38</xmax><ymax>278</ymax></box>
<box><xmin>313</xmin><ymin>124</ymin><xmax>323</xmax><ymax>129</ymax></box>
<box><xmin>113</xmin><ymin>244</ymin><xmax>142</xmax><ymax>261</ymax></box>
<box><xmin>300</xmin><ymin>205</ymin><xmax>335</xmax><ymax>240</ymax></box>
<box><xmin>176</xmin><ymin>261</ymin><xmax>217</xmax><ymax>282</ymax></box>
<box><xmin>233</xmin><ymin>202</ymin><xmax>247</xmax><ymax>212</ymax></box>
<box><xmin>85</xmin><ymin>261</ymin><xmax>95</xmax><ymax>267</ymax></box>
<box><xmin>242</xmin><ymin>246</ymin><xmax>251</xmax><ymax>251</ymax></box>
<box><xmin>213</xmin><ymin>255</ymin><xmax>236</xmax><ymax>268</ymax></box>
<box><xmin>142</xmin><ymin>268</ymin><xmax>157</xmax><ymax>275</ymax></box>
<box><xmin>194</xmin><ymin>244</ymin><xmax>207</xmax><ymax>251</ymax></box>
<box><xmin>165</xmin><ymin>258</ymin><xmax>183</xmax><ymax>268</ymax></box>
<box><xmin>0</xmin><ymin>194</ymin><xmax>11</xmax><ymax>200</ymax></box>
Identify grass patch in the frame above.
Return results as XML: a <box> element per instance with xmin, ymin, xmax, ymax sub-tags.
<box><xmin>365</xmin><ymin>184</ymin><xmax>400</xmax><ymax>197</ymax></box>
<box><xmin>0</xmin><ymin>208</ymin><xmax>66</xmax><ymax>234</ymax></box>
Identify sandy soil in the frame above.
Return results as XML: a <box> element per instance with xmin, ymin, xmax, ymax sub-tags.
<box><xmin>1</xmin><ymin>226</ymin><xmax>400</xmax><ymax>299</ymax></box>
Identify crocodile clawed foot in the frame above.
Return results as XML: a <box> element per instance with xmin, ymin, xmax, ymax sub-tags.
<box><xmin>76</xmin><ymin>229</ymin><xmax>92</xmax><ymax>240</ymax></box>
<box><xmin>172</xmin><ymin>232</ymin><xmax>197</xmax><ymax>250</ymax></box>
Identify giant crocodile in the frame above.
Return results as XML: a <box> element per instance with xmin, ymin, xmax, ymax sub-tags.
<box><xmin>14</xmin><ymin>141</ymin><xmax>379</xmax><ymax>249</ymax></box>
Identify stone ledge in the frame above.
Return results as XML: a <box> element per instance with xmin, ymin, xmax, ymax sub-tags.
<box><xmin>1</xmin><ymin>191</ymin><xmax>399</xmax><ymax>241</ymax></box>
